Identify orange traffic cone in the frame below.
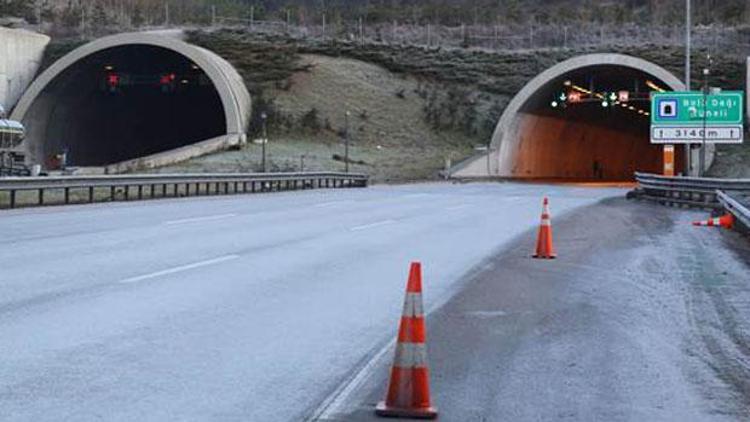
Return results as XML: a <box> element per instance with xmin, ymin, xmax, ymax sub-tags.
<box><xmin>533</xmin><ymin>197</ymin><xmax>557</xmax><ymax>259</ymax></box>
<box><xmin>376</xmin><ymin>262</ymin><xmax>438</xmax><ymax>420</ymax></box>
<box><xmin>692</xmin><ymin>214</ymin><xmax>734</xmax><ymax>229</ymax></box>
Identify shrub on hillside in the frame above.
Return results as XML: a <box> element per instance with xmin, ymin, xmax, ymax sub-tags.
<box><xmin>300</xmin><ymin>108</ymin><xmax>322</xmax><ymax>133</ymax></box>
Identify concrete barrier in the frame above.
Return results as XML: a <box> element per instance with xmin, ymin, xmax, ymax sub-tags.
<box><xmin>0</xmin><ymin>27</ymin><xmax>49</xmax><ymax>112</ymax></box>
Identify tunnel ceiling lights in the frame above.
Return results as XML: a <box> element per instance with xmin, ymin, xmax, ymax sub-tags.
<box><xmin>645</xmin><ymin>80</ymin><xmax>666</xmax><ymax>93</ymax></box>
<box><xmin>98</xmin><ymin>71</ymin><xmax>203</xmax><ymax>94</ymax></box>
<box><xmin>552</xmin><ymin>83</ymin><xmax>651</xmax><ymax>117</ymax></box>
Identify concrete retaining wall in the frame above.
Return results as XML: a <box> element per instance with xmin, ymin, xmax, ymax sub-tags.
<box><xmin>104</xmin><ymin>134</ymin><xmax>245</xmax><ymax>174</ymax></box>
<box><xmin>0</xmin><ymin>27</ymin><xmax>49</xmax><ymax>113</ymax></box>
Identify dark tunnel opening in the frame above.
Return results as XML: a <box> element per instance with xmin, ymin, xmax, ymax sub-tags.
<box><xmin>26</xmin><ymin>45</ymin><xmax>226</xmax><ymax>167</ymax></box>
<box><xmin>510</xmin><ymin>65</ymin><xmax>684</xmax><ymax>181</ymax></box>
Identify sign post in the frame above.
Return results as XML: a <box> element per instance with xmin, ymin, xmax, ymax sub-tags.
<box><xmin>663</xmin><ymin>144</ymin><xmax>675</xmax><ymax>176</ymax></box>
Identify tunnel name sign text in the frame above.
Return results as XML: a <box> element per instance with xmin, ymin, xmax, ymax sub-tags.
<box><xmin>650</xmin><ymin>91</ymin><xmax>744</xmax><ymax>144</ymax></box>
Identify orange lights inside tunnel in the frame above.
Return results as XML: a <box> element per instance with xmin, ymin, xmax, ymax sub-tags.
<box><xmin>549</xmin><ymin>79</ymin><xmax>658</xmax><ymax>117</ymax></box>
<box><xmin>508</xmin><ymin>65</ymin><xmax>684</xmax><ymax>181</ymax></box>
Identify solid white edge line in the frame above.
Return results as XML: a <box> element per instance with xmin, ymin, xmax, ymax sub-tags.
<box><xmin>118</xmin><ymin>255</ymin><xmax>240</xmax><ymax>284</ymax></box>
<box><xmin>308</xmin><ymin>338</ymin><xmax>396</xmax><ymax>421</ymax></box>
<box><xmin>164</xmin><ymin>213</ymin><xmax>238</xmax><ymax>225</ymax></box>
<box><xmin>350</xmin><ymin>220</ymin><xmax>395</xmax><ymax>232</ymax></box>
<box><xmin>309</xmin><ymin>254</ymin><xmax>496</xmax><ymax>421</ymax></box>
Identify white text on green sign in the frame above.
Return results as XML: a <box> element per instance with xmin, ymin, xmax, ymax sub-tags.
<box><xmin>651</xmin><ymin>91</ymin><xmax>743</xmax><ymax>125</ymax></box>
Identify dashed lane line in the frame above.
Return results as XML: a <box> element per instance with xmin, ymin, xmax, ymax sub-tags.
<box><xmin>118</xmin><ymin>255</ymin><xmax>240</xmax><ymax>284</ymax></box>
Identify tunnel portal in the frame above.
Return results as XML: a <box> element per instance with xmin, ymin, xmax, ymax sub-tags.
<box><xmin>11</xmin><ymin>33</ymin><xmax>251</xmax><ymax>170</ymax></box>
<box><xmin>30</xmin><ymin>45</ymin><xmax>224</xmax><ymax>166</ymax></box>
<box><xmin>452</xmin><ymin>54</ymin><xmax>694</xmax><ymax>180</ymax></box>
<box><xmin>510</xmin><ymin>64</ymin><xmax>684</xmax><ymax>181</ymax></box>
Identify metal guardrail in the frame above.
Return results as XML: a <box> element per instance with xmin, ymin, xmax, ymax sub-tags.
<box><xmin>0</xmin><ymin>172</ymin><xmax>368</xmax><ymax>209</ymax></box>
<box><xmin>717</xmin><ymin>190</ymin><xmax>750</xmax><ymax>229</ymax></box>
<box><xmin>633</xmin><ymin>172</ymin><xmax>750</xmax><ymax>209</ymax></box>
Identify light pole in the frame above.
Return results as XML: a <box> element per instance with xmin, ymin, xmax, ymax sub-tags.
<box><xmin>685</xmin><ymin>0</ymin><xmax>692</xmax><ymax>175</ymax></box>
<box><xmin>344</xmin><ymin>111</ymin><xmax>351</xmax><ymax>173</ymax></box>
<box><xmin>261</xmin><ymin>112</ymin><xmax>268</xmax><ymax>172</ymax></box>
<box><xmin>700</xmin><ymin>57</ymin><xmax>711</xmax><ymax>176</ymax></box>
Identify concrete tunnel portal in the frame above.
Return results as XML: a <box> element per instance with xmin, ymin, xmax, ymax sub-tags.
<box><xmin>455</xmin><ymin>54</ymin><xmax>694</xmax><ymax>180</ymax></box>
<box><xmin>11</xmin><ymin>33</ymin><xmax>251</xmax><ymax>170</ymax></box>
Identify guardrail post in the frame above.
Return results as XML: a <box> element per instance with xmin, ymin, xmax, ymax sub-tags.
<box><xmin>9</xmin><ymin>190</ymin><xmax>16</xmax><ymax>209</ymax></box>
<box><xmin>64</xmin><ymin>187</ymin><xmax>70</xmax><ymax>204</ymax></box>
<box><xmin>38</xmin><ymin>189</ymin><xmax>44</xmax><ymax>205</ymax></box>
<box><xmin>89</xmin><ymin>187</ymin><xmax>95</xmax><ymax>203</ymax></box>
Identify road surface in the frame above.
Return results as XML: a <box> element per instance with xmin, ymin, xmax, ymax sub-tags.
<box><xmin>320</xmin><ymin>196</ymin><xmax>750</xmax><ymax>422</ymax></box>
<box><xmin>0</xmin><ymin>183</ymin><xmax>747</xmax><ymax>421</ymax></box>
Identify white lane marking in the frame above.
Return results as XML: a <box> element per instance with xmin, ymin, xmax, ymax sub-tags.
<box><xmin>119</xmin><ymin>255</ymin><xmax>240</xmax><ymax>284</ymax></box>
<box><xmin>310</xmin><ymin>253</ymin><xmax>487</xmax><ymax>421</ymax></box>
<box><xmin>314</xmin><ymin>201</ymin><xmax>352</xmax><ymax>208</ymax></box>
<box><xmin>467</xmin><ymin>310</ymin><xmax>508</xmax><ymax>319</ymax></box>
<box><xmin>350</xmin><ymin>220</ymin><xmax>395</xmax><ymax>232</ymax></box>
<box><xmin>164</xmin><ymin>213</ymin><xmax>237</xmax><ymax>225</ymax></box>
<box><xmin>446</xmin><ymin>204</ymin><xmax>473</xmax><ymax>211</ymax></box>
<box><xmin>307</xmin><ymin>338</ymin><xmax>396</xmax><ymax>421</ymax></box>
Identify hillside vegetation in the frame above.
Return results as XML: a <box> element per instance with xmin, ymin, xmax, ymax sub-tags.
<box><xmin>6</xmin><ymin>0</ymin><xmax>750</xmax><ymax>28</ymax></box>
<box><xmin>169</xmin><ymin>29</ymin><xmax>748</xmax><ymax>179</ymax></box>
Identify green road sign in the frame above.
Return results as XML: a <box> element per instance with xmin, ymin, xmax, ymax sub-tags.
<box><xmin>651</xmin><ymin>91</ymin><xmax>744</xmax><ymax>144</ymax></box>
<box><xmin>651</xmin><ymin>91</ymin><xmax>743</xmax><ymax>125</ymax></box>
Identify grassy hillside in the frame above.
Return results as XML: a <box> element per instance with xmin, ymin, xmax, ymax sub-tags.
<box><xmin>153</xmin><ymin>53</ymin><xmax>477</xmax><ymax>182</ymax></box>
<box><xmin>180</xmin><ymin>29</ymin><xmax>748</xmax><ymax>179</ymax></box>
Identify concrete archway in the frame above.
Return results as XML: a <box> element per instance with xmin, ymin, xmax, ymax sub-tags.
<box><xmin>11</xmin><ymin>32</ymin><xmax>251</xmax><ymax>171</ymax></box>
<box><xmin>452</xmin><ymin>54</ymin><xmax>709</xmax><ymax>179</ymax></box>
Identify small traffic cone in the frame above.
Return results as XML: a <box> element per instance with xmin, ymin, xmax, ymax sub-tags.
<box><xmin>376</xmin><ymin>262</ymin><xmax>438</xmax><ymax>420</ymax></box>
<box><xmin>692</xmin><ymin>214</ymin><xmax>734</xmax><ymax>229</ymax></box>
<box><xmin>533</xmin><ymin>197</ymin><xmax>557</xmax><ymax>259</ymax></box>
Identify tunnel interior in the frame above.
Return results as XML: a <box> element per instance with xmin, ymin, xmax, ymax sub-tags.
<box><xmin>25</xmin><ymin>45</ymin><xmax>226</xmax><ymax>167</ymax></box>
<box><xmin>509</xmin><ymin>64</ymin><xmax>684</xmax><ymax>181</ymax></box>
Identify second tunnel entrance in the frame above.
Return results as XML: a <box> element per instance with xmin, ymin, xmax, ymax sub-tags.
<box><xmin>509</xmin><ymin>65</ymin><xmax>684</xmax><ymax>181</ymax></box>
<box><xmin>482</xmin><ymin>55</ymin><xmax>690</xmax><ymax>182</ymax></box>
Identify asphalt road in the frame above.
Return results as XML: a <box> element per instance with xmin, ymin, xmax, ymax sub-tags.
<box><xmin>0</xmin><ymin>182</ymin><xmax>625</xmax><ymax>422</ymax></box>
<box><xmin>322</xmin><ymin>197</ymin><xmax>750</xmax><ymax>422</ymax></box>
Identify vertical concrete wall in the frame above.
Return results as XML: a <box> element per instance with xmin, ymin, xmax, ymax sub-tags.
<box><xmin>0</xmin><ymin>27</ymin><xmax>50</xmax><ymax>113</ymax></box>
<box><xmin>509</xmin><ymin>113</ymin><xmax>683</xmax><ymax>179</ymax></box>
